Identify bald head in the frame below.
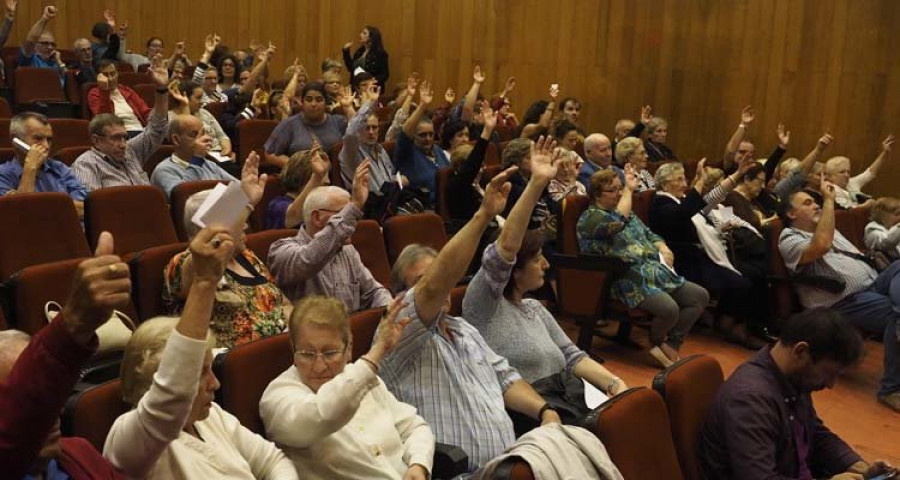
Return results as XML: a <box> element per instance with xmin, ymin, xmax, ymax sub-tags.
<box><xmin>0</xmin><ymin>330</ymin><xmax>31</xmax><ymax>381</ymax></box>
<box><xmin>584</xmin><ymin>133</ymin><xmax>613</xmax><ymax>168</ymax></box>
<box><xmin>169</xmin><ymin>114</ymin><xmax>210</xmax><ymax>158</ymax></box>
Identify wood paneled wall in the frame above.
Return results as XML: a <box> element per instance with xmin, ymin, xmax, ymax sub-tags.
<box><xmin>8</xmin><ymin>0</ymin><xmax>900</xmax><ymax>195</ymax></box>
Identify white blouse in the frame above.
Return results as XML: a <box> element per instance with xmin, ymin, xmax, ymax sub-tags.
<box><xmin>260</xmin><ymin>361</ymin><xmax>435</xmax><ymax>479</ymax></box>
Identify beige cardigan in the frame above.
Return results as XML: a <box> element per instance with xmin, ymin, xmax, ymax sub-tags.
<box><xmin>260</xmin><ymin>361</ymin><xmax>434</xmax><ymax>479</ymax></box>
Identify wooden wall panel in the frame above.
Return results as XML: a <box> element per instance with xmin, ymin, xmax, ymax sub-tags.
<box><xmin>5</xmin><ymin>0</ymin><xmax>899</xmax><ymax>195</ymax></box>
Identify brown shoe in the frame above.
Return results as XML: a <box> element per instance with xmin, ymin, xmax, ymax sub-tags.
<box><xmin>878</xmin><ymin>392</ymin><xmax>900</xmax><ymax>412</ymax></box>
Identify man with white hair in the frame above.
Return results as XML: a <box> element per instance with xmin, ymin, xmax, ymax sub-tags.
<box><xmin>268</xmin><ymin>161</ymin><xmax>393</xmax><ymax>312</ymax></box>
<box><xmin>578</xmin><ymin>133</ymin><xmax>620</xmax><ymax>190</ymax></box>
<box><xmin>825</xmin><ymin>135</ymin><xmax>894</xmax><ymax>209</ymax></box>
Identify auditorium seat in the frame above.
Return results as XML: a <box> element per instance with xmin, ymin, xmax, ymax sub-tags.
<box><xmin>116</xmin><ymin>71</ymin><xmax>153</xmax><ymax>88</ymax></box>
<box><xmin>383</xmin><ymin>213</ymin><xmax>448</xmax><ymax>264</ymax></box>
<box><xmin>170</xmin><ymin>180</ymin><xmax>225</xmax><ymax>241</ymax></box>
<box><xmin>245</xmin><ymin>229</ymin><xmax>297</xmax><ymax>262</ymax></box>
<box><xmin>249</xmin><ymin>176</ymin><xmax>288</xmax><ymax>232</ymax></box>
<box><xmin>48</xmin><ymin>118</ymin><xmax>90</xmax><ymax>149</ymax></box>
<box><xmin>14</xmin><ymin>67</ymin><xmax>67</xmax><ymax>105</ymax></box>
<box><xmin>0</xmin><ymin>193</ymin><xmax>91</xmax><ymax>280</ymax></box>
<box><xmin>61</xmin><ymin>379</ymin><xmax>128</xmax><ymax>452</ymax></box>
<box><xmin>6</xmin><ymin>257</ymin><xmax>139</xmax><ymax>335</ymax></box>
<box><xmin>0</xmin><ymin>119</ymin><xmax>10</xmax><ymax>148</ymax></box>
<box><xmin>133</xmin><ymin>83</ymin><xmax>157</xmax><ymax>108</ymax></box>
<box><xmin>213</xmin><ymin>332</ymin><xmax>293</xmax><ymax>434</ymax></box>
<box><xmin>328</xmin><ymin>141</ymin><xmax>345</xmax><ymax>189</ymax></box>
<box><xmin>633</xmin><ymin>189</ymin><xmax>656</xmax><ymax>224</ymax></box>
<box><xmin>144</xmin><ymin>144</ymin><xmax>176</xmax><ymax>176</ymax></box>
<box><xmin>64</xmin><ymin>70</ymin><xmax>81</xmax><ymax>106</ymax></box>
<box><xmin>435</xmin><ymin>167</ymin><xmax>453</xmax><ymax>221</ymax></box>
<box><xmin>835</xmin><ymin>205</ymin><xmax>872</xmax><ymax>252</ymax></box>
<box><xmin>203</xmin><ymin>101</ymin><xmax>227</xmax><ymax>120</ymax></box>
<box><xmin>350</xmin><ymin>220</ymin><xmax>392</xmax><ymax>289</ymax></box>
<box><xmin>129</xmin><ymin>242</ymin><xmax>187</xmax><ymax>321</ymax></box>
<box><xmin>0</xmin><ymin>97</ymin><xmax>12</xmax><ymax>117</ymax></box>
<box><xmin>586</xmin><ymin>387</ymin><xmax>685</xmax><ymax>479</ymax></box>
<box><xmin>116</xmin><ymin>62</ymin><xmax>135</xmax><ymax>72</ymax></box>
<box><xmin>80</xmin><ymin>82</ymin><xmax>98</xmax><ymax>120</ymax></box>
<box><xmin>349</xmin><ymin>307</ymin><xmax>385</xmax><ymax>360</ymax></box>
<box><xmin>84</xmin><ymin>186</ymin><xmax>179</xmax><ymax>255</ymax></box>
<box><xmin>765</xmin><ymin>219</ymin><xmax>800</xmax><ymax>323</ymax></box>
<box><xmin>238</xmin><ymin>119</ymin><xmax>278</xmax><ymax>165</ymax></box>
<box><xmin>652</xmin><ymin>355</ymin><xmax>724</xmax><ymax>480</ymax></box>
<box><xmin>54</xmin><ymin>145</ymin><xmax>91</xmax><ymax>166</ymax></box>
<box><xmin>484</xmin><ymin>141</ymin><xmax>500</xmax><ymax>166</ymax></box>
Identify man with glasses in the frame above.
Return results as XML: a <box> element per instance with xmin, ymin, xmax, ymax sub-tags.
<box><xmin>0</xmin><ymin>112</ymin><xmax>87</xmax><ymax>217</ymax></box>
<box><xmin>72</xmin><ymin>55</ymin><xmax>171</xmax><ymax>191</ymax></box>
<box><xmin>339</xmin><ymin>82</ymin><xmax>402</xmax><ymax>192</ymax></box>
<box><xmin>268</xmin><ymin>166</ymin><xmax>394</xmax><ymax>313</ymax></box>
<box><xmin>71</xmin><ymin>38</ymin><xmax>96</xmax><ymax>84</ymax></box>
<box><xmin>18</xmin><ymin>6</ymin><xmax>66</xmax><ymax>83</ymax></box>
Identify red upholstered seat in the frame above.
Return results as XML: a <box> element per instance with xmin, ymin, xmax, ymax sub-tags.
<box><xmin>61</xmin><ymin>380</ymin><xmax>129</xmax><ymax>452</ymax></box>
<box><xmin>129</xmin><ymin>242</ymin><xmax>187</xmax><ymax>321</ymax></box>
<box><xmin>238</xmin><ymin>119</ymin><xmax>279</xmax><ymax>166</ymax></box>
<box><xmin>14</xmin><ymin>67</ymin><xmax>67</xmax><ymax>104</ymax></box>
<box><xmin>349</xmin><ymin>307</ymin><xmax>386</xmax><ymax>361</ymax></box>
<box><xmin>245</xmin><ymin>229</ymin><xmax>298</xmax><ymax>262</ymax></box>
<box><xmin>48</xmin><ymin>118</ymin><xmax>90</xmax><ymax>149</ymax></box>
<box><xmin>54</xmin><ymin>146</ymin><xmax>91</xmax><ymax>166</ymax></box>
<box><xmin>351</xmin><ymin>220</ymin><xmax>392</xmax><ymax>289</ymax></box>
<box><xmin>383</xmin><ymin>213</ymin><xmax>448</xmax><ymax>264</ymax></box>
<box><xmin>84</xmin><ymin>186</ymin><xmax>178</xmax><ymax>255</ymax></box>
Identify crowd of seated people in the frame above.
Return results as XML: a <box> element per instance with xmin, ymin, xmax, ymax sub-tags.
<box><xmin>0</xmin><ymin>7</ymin><xmax>899</xmax><ymax>479</ymax></box>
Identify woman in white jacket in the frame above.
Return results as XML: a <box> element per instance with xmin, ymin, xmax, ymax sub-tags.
<box><xmin>865</xmin><ymin>197</ymin><xmax>900</xmax><ymax>261</ymax></box>
<box><xmin>105</xmin><ymin>227</ymin><xmax>298</xmax><ymax>480</ymax></box>
<box><xmin>260</xmin><ymin>296</ymin><xmax>434</xmax><ymax>480</ymax></box>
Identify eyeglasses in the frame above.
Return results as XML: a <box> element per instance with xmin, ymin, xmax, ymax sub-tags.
<box><xmin>37</xmin><ymin>41</ymin><xmax>57</xmax><ymax>47</ymax></box>
<box><xmin>294</xmin><ymin>348</ymin><xmax>345</xmax><ymax>364</ymax></box>
<box><xmin>416</xmin><ymin>131</ymin><xmax>435</xmax><ymax>139</ymax></box>
<box><xmin>97</xmin><ymin>133</ymin><xmax>128</xmax><ymax>142</ymax></box>
<box><xmin>316</xmin><ymin>208</ymin><xmax>341</xmax><ymax>214</ymax></box>
<box><xmin>364</xmin><ymin>125</ymin><xmax>379</xmax><ymax>131</ymax></box>
<box><xmin>601</xmin><ymin>186</ymin><xmax>623</xmax><ymax>193</ymax></box>
<box><xmin>77</xmin><ymin>47</ymin><xmax>91</xmax><ymax>53</ymax></box>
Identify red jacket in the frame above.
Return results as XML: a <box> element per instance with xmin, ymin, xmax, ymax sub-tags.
<box><xmin>57</xmin><ymin>438</ymin><xmax>121</xmax><ymax>479</ymax></box>
<box><xmin>86</xmin><ymin>85</ymin><xmax>151</xmax><ymax>126</ymax></box>
<box><xmin>0</xmin><ymin>316</ymin><xmax>118</xmax><ymax>479</ymax></box>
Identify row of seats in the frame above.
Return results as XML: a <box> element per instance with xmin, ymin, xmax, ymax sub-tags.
<box><xmin>61</xmin><ymin>325</ymin><xmax>723</xmax><ymax>480</ymax></box>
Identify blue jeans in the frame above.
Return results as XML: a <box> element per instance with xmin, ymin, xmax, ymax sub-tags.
<box><xmin>833</xmin><ymin>260</ymin><xmax>900</xmax><ymax>396</ymax></box>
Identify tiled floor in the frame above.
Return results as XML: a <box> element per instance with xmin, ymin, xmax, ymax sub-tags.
<box><xmin>560</xmin><ymin>319</ymin><xmax>900</xmax><ymax>465</ymax></box>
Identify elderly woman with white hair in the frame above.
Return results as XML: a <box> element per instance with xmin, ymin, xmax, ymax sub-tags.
<box><xmin>164</xmin><ymin>153</ymin><xmax>290</xmax><ymax>349</ymax></box>
<box><xmin>649</xmin><ymin>160</ymin><xmax>767</xmax><ymax>348</ymax></box>
<box><xmin>825</xmin><ymin>135</ymin><xmax>894</xmax><ymax>209</ymax></box>
<box><xmin>866</xmin><ymin>197</ymin><xmax>900</xmax><ymax>264</ymax></box>
<box><xmin>106</xmin><ymin>227</ymin><xmax>298</xmax><ymax>479</ymax></box>
<box><xmin>260</xmin><ymin>296</ymin><xmax>434</xmax><ymax>480</ymax></box>
<box><xmin>643</xmin><ymin>116</ymin><xmax>677</xmax><ymax>163</ymax></box>
<box><xmin>615</xmin><ymin>137</ymin><xmax>655</xmax><ymax>191</ymax></box>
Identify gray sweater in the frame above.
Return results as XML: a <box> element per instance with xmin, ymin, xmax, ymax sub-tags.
<box><xmin>463</xmin><ymin>242</ymin><xmax>587</xmax><ymax>383</ymax></box>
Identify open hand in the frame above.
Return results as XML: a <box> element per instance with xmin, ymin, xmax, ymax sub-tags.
<box><xmin>418</xmin><ymin>81</ymin><xmax>433</xmax><ymax>105</ymax></box>
<box><xmin>482</xmin><ymin>105</ymin><xmax>497</xmax><ymax>130</ymax></box>
<box><xmin>776</xmin><ymin>124</ymin><xmax>790</xmax><ymax>147</ymax></box>
<box><xmin>240</xmin><ymin>151</ymin><xmax>267</xmax><ymax>206</ymax></box>
<box><xmin>149</xmin><ymin>54</ymin><xmax>169</xmax><ymax>86</ymax></box>
<box><xmin>310</xmin><ymin>147</ymin><xmax>330</xmax><ymax>181</ymax></box>
<box><xmin>549</xmin><ymin>83</ymin><xmax>559</xmax><ymax>100</ymax></box>
<box><xmin>4</xmin><ymin>0</ymin><xmax>17</xmax><ymax>18</ymax></box>
<box><xmin>740</xmin><ymin>105</ymin><xmax>755</xmax><ymax>125</ymax></box>
<box><xmin>351</xmin><ymin>159</ymin><xmax>371</xmax><ymax>209</ymax></box>
<box><xmin>103</xmin><ymin>9</ymin><xmax>115</xmax><ymax>28</ymax></box>
<box><xmin>406</xmin><ymin>73</ymin><xmax>419</xmax><ymax>97</ymax></box>
<box><xmin>503</xmin><ymin>76</ymin><xmax>516</xmax><ymax>94</ymax></box>
<box><xmin>640</xmin><ymin>105</ymin><xmax>653</xmax><ymax>125</ymax></box>
<box><xmin>882</xmin><ymin>134</ymin><xmax>895</xmax><ymax>153</ymax></box>
<box><xmin>480</xmin><ymin>165</ymin><xmax>517</xmax><ymax>217</ymax></box>
<box><xmin>444</xmin><ymin>87</ymin><xmax>455</xmax><ymax>104</ymax></box>
<box><xmin>473</xmin><ymin>65</ymin><xmax>485</xmax><ymax>84</ymax></box>
<box><xmin>370</xmin><ymin>296</ymin><xmax>413</xmax><ymax>357</ymax></box>
<box><xmin>190</xmin><ymin>227</ymin><xmax>234</xmax><ymax>283</ymax></box>
<box><xmin>529</xmin><ymin>135</ymin><xmax>561</xmax><ymax>184</ymax></box>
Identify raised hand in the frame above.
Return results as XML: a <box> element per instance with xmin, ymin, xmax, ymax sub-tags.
<box><xmin>361</xmin><ymin>83</ymin><xmax>381</xmax><ymax>105</ymax></box>
<box><xmin>503</xmin><ymin>76</ymin><xmax>516</xmax><ymax>94</ymax></box>
<box><xmin>693</xmin><ymin>158</ymin><xmax>709</xmax><ymax>187</ymax></box>
<box><xmin>204</xmin><ymin>34</ymin><xmax>218</xmax><ymax>55</ymax></box>
<box><xmin>529</xmin><ymin>136</ymin><xmax>561</xmax><ymax>184</ymax></box>
<box><xmin>817</xmin><ymin>133</ymin><xmax>834</xmax><ymax>151</ymax></box>
<box><xmin>42</xmin><ymin>5</ymin><xmax>56</xmax><ymax>20</ymax></box>
<box><xmin>444</xmin><ymin>87</ymin><xmax>455</xmax><ymax>104</ymax></box>
<box><xmin>482</xmin><ymin>105</ymin><xmax>497</xmax><ymax>130</ymax></box>
<box><xmin>549</xmin><ymin>83</ymin><xmax>559</xmax><ymax>100</ymax></box>
<box><xmin>168</xmin><ymin>80</ymin><xmax>188</xmax><ymax>107</ymax></box>
<box><xmin>418</xmin><ymin>81</ymin><xmax>433</xmax><ymax>106</ymax></box>
<box><xmin>103</xmin><ymin>9</ymin><xmax>115</xmax><ymax>28</ymax></box>
<box><xmin>473</xmin><ymin>65</ymin><xmax>485</xmax><ymax>84</ymax></box>
<box><xmin>406</xmin><ymin>73</ymin><xmax>419</xmax><ymax>97</ymax></box>
<box><xmin>189</xmin><ymin>227</ymin><xmax>234</xmax><ymax>283</ymax></box>
<box><xmin>240</xmin><ymin>151</ymin><xmax>268</xmax><ymax>206</ymax></box>
<box><xmin>369</xmin><ymin>296</ymin><xmax>413</xmax><ymax>359</ymax></box>
<box><xmin>97</xmin><ymin>73</ymin><xmax>111</xmax><ymax>91</ymax></box>
<box><xmin>480</xmin><ymin>165</ymin><xmax>517</xmax><ymax>217</ymax></box>
<box><xmin>260</xmin><ymin>42</ymin><xmax>276</xmax><ymax>62</ymax></box>
<box><xmin>776</xmin><ymin>124</ymin><xmax>790</xmax><ymax>148</ymax></box>
<box><xmin>338</xmin><ymin>84</ymin><xmax>354</xmax><ymax>109</ymax></box>
<box><xmin>117</xmin><ymin>21</ymin><xmax>128</xmax><ymax>38</ymax></box>
<box><xmin>882</xmin><ymin>134</ymin><xmax>895</xmax><ymax>153</ymax></box>
<box><xmin>351</xmin><ymin>159</ymin><xmax>371</xmax><ymax>210</ymax></box>
<box><xmin>4</xmin><ymin>0</ymin><xmax>16</xmax><ymax>18</ymax></box>
<box><xmin>740</xmin><ymin>105</ymin><xmax>755</xmax><ymax>125</ymax></box>
<box><xmin>149</xmin><ymin>54</ymin><xmax>169</xmax><ymax>86</ymax></box>
<box><xmin>640</xmin><ymin>105</ymin><xmax>653</xmax><ymax>125</ymax></box>
<box><xmin>310</xmin><ymin>148</ymin><xmax>330</xmax><ymax>181</ymax></box>
<box><xmin>250</xmin><ymin>88</ymin><xmax>269</xmax><ymax>110</ymax></box>
<box><xmin>623</xmin><ymin>163</ymin><xmax>640</xmax><ymax>191</ymax></box>
<box><xmin>821</xmin><ymin>178</ymin><xmax>836</xmax><ymax>202</ymax></box>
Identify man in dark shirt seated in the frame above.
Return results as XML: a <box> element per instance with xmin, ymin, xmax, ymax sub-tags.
<box><xmin>698</xmin><ymin>308</ymin><xmax>896</xmax><ymax>480</ymax></box>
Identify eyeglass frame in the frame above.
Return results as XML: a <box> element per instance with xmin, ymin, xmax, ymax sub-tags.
<box><xmin>293</xmin><ymin>346</ymin><xmax>348</xmax><ymax>365</ymax></box>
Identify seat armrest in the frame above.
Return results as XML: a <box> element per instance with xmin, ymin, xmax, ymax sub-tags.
<box><xmin>432</xmin><ymin>442</ymin><xmax>468</xmax><ymax>479</ymax></box>
<box><xmin>549</xmin><ymin>253</ymin><xmax>629</xmax><ymax>279</ymax></box>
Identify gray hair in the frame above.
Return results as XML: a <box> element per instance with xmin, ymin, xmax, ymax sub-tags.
<box><xmin>614</xmin><ymin>119</ymin><xmax>635</xmax><ymax>134</ymax></box>
<box><xmin>120</xmin><ymin>317</ymin><xmax>177</xmax><ymax>405</ymax></box>
<box><xmin>614</xmin><ymin>137</ymin><xmax>642</xmax><ymax>165</ymax></box>
<box><xmin>390</xmin><ymin>244</ymin><xmax>438</xmax><ymax>293</ymax></box>
<box><xmin>89</xmin><ymin>113</ymin><xmax>125</xmax><ymax>136</ymax></box>
<box><xmin>183</xmin><ymin>189</ymin><xmax>213</xmax><ymax>239</ymax></box>
<box><xmin>9</xmin><ymin>112</ymin><xmax>49</xmax><ymax>140</ymax></box>
<box><xmin>583</xmin><ymin>133</ymin><xmax>610</xmax><ymax>152</ymax></box>
<box><xmin>654</xmin><ymin>162</ymin><xmax>685</xmax><ymax>189</ymax></box>
<box><xmin>73</xmin><ymin>37</ymin><xmax>91</xmax><ymax>50</ymax></box>
<box><xmin>0</xmin><ymin>330</ymin><xmax>31</xmax><ymax>377</ymax></box>
<box><xmin>302</xmin><ymin>186</ymin><xmax>349</xmax><ymax>224</ymax></box>
<box><xmin>824</xmin><ymin>156</ymin><xmax>851</xmax><ymax>175</ymax></box>
<box><xmin>646</xmin><ymin>116</ymin><xmax>668</xmax><ymax>134</ymax></box>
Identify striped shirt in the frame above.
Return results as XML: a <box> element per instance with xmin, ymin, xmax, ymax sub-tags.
<box><xmin>71</xmin><ymin>108</ymin><xmax>169</xmax><ymax>191</ymax></box>
<box><xmin>379</xmin><ymin>288</ymin><xmax>522</xmax><ymax>471</ymax></box>
<box><xmin>778</xmin><ymin>227</ymin><xmax>877</xmax><ymax>309</ymax></box>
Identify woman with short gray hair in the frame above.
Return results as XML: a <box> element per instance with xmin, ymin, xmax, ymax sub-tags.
<box><xmin>643</xmin><ymin>116</ymin><xmax>677</xmax><ymax>163</ymax></box>
<box><xmin>616</xmin><ymin>137</ymin><xmax>655</xmax><ymax>191</ymax></box>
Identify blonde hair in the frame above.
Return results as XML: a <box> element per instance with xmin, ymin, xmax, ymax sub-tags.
<box><xmin>825</xmin><ymin>156</ymin><xmax>851</xmax><ymax>175</ymax></box>
<box><xmin>615</xmin><ymin>137</ymin><xmax>642</xmax><ymax>165</ymax></box>
<box><xmin>702</xmin><ymin>167</ymin><xmax>724</xmax><ymax>195</ymax></box>
<box><xmin>121</xmin><ymin>317</ymin><xmax>177</xmax><ymax>405</ymax></box>
<box><xmin>776</xmin><ymin>157</ymin><xmax>800</xmax><ymax>180</ymax></box>
<box><xmin>390</xmin><ymin>244</ymin><xmax>438</xmax><ymax>293</ymax></box>
<box><xmin>288</xmin><ymin>296</ymin><xmax>349</xmax><ymax>350</ymax></box>
<box><xmin>183</xmin><ymin>190</ymin><xmax>213</xmax><ymax>239</ymax></box>
<box><xmin>871</xmin><ymin>197</ymin><xmax>900</xmax><ymax>226</ymax></box>
<box><xmin>450</xmin><ymin>144</ymin><xmax>474</xmax><ymax>170</ymax></box>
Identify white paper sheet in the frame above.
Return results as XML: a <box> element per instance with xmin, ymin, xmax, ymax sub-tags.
<box><xmin>190</xmin><ymin>181</ymin><xmax>249</xmax><ymax>230</ymax></box>
<box><xmin>584</xmin><ymin>379</ymin><xmax>610</xmax><ymax>409</ymax></box>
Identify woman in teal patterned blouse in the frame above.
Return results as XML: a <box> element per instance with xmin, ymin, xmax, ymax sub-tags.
<box><xmin>576</xmin><ymin>166</ymin><xmax>709</xmax><ymax>367</ymax></box>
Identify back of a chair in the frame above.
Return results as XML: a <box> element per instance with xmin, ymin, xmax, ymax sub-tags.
<box><xmin>129</xmin><ymin>242</ymin><xmax>187</xmax><ymax>321</ymax></box>
<box><xmin>116</xmin><ymin>62</ymin><xmax>135</xmax><ymax>72</ymax></box>
<box><xmin>213</xmin><ymin>333</ymin><xmax>293</xmax><ymax>434</ymax></box>
<box><xmin>171</xmin><ymin>180</ymin><xmax>224</xmax><ymax>241</ymax></box>
<box><xmin>48</xmin><ymin>118</ymin><xmax>90</xmax><ymax>149</ymax></box>
<box><xmin>435</xmin><ymin>167</ymin><xmax>453</xmax><ymax>221</ymax></box>
<box><xmin>0</xmin><ymin>119</ymin><xmax>10</xmax><ymax>148</ymax></box>
<box><xmin>85</xmin><ymin>186</ymin><xmax>178</xmax><ymax>255</ymax></box>
<box><xmin>448</xmin><ymin>285</ymin><xmax>467</xmax><ymax>317</ymax></box>
<box><xmin>491</xmin><ymin>457</ymin><xmax>536</xmax><ymax>480</ymax></box>
<box><xmin>80</xmin><ymin>83</ymin><xmax>98</xmax><ymax>120</ymax></box>
<box><xmin>587</xmin><ymin>387</ymin><xmax>685</xmax><ymax>480</ymax></box>
<box><xmin>64</xmin><ymin>70</ymin><xmax>81</xmax><ymax>105</ymax></box>
<box><xmin>633</xmin><ymin>189</ymin><xmax>656</xmax><ymax>225</ymax></box>
<box><xmin>349</xmin><ymin>307</ymin><xmax>386</xmax><ymax>361</ymax></box>
<box><xmin>144</xmin><ymin>144</ymin><xmax>175</xmax><ymax>176</ymax></box>
<box><xmin>238</xmin><ymin>119</ymin><xmax>279</xmax><ymax>164</ymax></box>
<box><xmin>203</xmin><ymin>102</ymin><xmax>227</xmax><ymax>120</ymax></box>
<box><xmin>8</xmin><ymin>257</ymin><xmax>84</xmax><ymax>334</ymax></box>
<box><xmin>245</xmin><ymin>229</ymin><xmax>298</xmax><ymax>262</ymax></box>
<box><xmin>0</xmin><ymin>97</ymin><xmax>12</xmax><ymax>117</ymax></box>
<box><xmin>54</xmin><ymin>145</ymin><xmax>91</xmax><ymax>166</ymax></box>
<box><xmin>117</xmin><ymin>71</ymin><xmax>152</xmax><ymax>88</ymax></box>
<box><xmin>835</xmin><ymin>205</ymin><xmax>872</xmax><ymax>252</ymax></box>
<box><xmin>14</xmin><ymin>67</ymin><xmax>67</xmax><ymax>104</ymax></box>
<box><xmin>765</xmin><ymin>219</ymin><xmax>797</xmax><ymax>321</ymax></box>
<box><xmin>249</xmin><ymin>176</ymin><xmax>287</xmax><ymax>232</ymax></box>
<box><xmin>133</xmin><ymin>83</ymin><xmax>157</xmax><ymax>108</ymax></box>
<box><xmin>652</xmin><ymin>355</ymin><xmax>725</xmax><ymax>480</ymax></box>
<box><xmin>484</xmin><ymin>141</ymin><xmax>501</xmax><ymax>166</ymax></box>
<box><xmin>0</xmin><ymin>193</ymin><xmax>91</xmax><ymax>280</ymax></box>
<box><xmin>61</xmin><ymin>379</ymin><xmax>128</xmax><ymax>452</ymax></box>
<box><xmin>351</xmin><ymin>220</ymin><xmax>392</xmax><ymax>289</ymax></box>
<box><xmin>383</xmin><ymin>213</ymin><xmax>448</xmax><ymax>264</ymax></box>
<box><xmin>559</xmin><ymin>195</ymin><xmax>589</xmax><ymax>255</ymax></box>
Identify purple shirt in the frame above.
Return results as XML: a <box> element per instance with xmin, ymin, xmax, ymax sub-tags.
<box><xmin>265</xmin><ymin>195</ymin><xmax>297</xmax><ymax>230</ymax></box>
<box><xmin>698</xmin><ymin>347</ymin><xmax>861</xmax><ymax>480</ymax></box>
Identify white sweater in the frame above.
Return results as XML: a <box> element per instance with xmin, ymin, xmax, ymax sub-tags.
<box><xmin>260</xmin><ymin>361</ymin><xmax>435</xmax><ymax>479</ymax></box>
<box><xmin>104</xmin><ymin>332</ymin><xmax>298</xmax><ymax>480</ymax></box>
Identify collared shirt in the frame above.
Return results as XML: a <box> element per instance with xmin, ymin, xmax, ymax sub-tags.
<box><xmin>339</xmin><ymin>100</ymin><xmax>397</xmax><ymax>192</ymax></box>
<box><xmin>0</xmin><ymin>159</ymin><xmax>87</xmax><ymax>200</ymax></box>
<box><xmin>149</xmin><ymin>153</ymin><xmax>237</xmax><ymax>199</ymax></box>
<box><xmin>71</xmin><ymin>108</ymin><xmax>168</xmax><ymax>191</ymax></box>
<box><xmin>267</xmin><ymin>202</ymin><xmax>392</xmax><ymax>311</ymax></box>
<box><xmin>23</xmin><ymin>458</ymin><xmax>69</xmax><ymax>479</ymax></box>
<box><xmin>380</xmin><ymin>288</ymin><xmax>522</xmax><ymax>471</ymax></box>
<box><xmin>577</xmin><ymin>160</ymin><xmax>621</xmax><ymax>191</ymax></box>
<box><xmin>698</xmin><ymin>347</ymin><xmax>861</xmax><ymax>480</ymax></box>
<box><xmin>17</xmin><ymin>48</ymin><xmax>65</xmax><ymax>83</ymax></box>
<box><xmin>779</xmin><ymin>227</ymin><xmax>877</xmax><ymax>309</ymax></box>
<box><xmin>167</xmin><ymin>110</ymin><xmax>229</xmax><ymax>153</ymax></box>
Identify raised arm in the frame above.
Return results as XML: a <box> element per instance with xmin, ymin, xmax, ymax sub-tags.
<box><xmin>285</xmin><ymin>147</ymin><xmax>330</xmax><ymax>229</ymax></box>
<box><xmin>282</xmin><ymin>60</ymin><xmax>304</xmax><ymax>104</ymax></box>
<box><xmin>722</xmin><ymin>106</ymin><xmax>754</xmax><ymax>170</ymax></box>
<box><xmin>339</xmin><ymin>83</ymin><xmax>380</xmax><ymax>179</ymax></box>
<box><xmin>616</xmin><ymin>163</ymin><xmax>640</xmax><ymax>217</ymax></box>
<box><xmin>798</xmin><ymin>133</ymin><xmax>834</xmax><ymax>177</ymax></box>
<box><xmin>22</xmin><ymin>5</ymin><xmax>55</xmax><ymax>56</ymax></box>
<box><xmin>798</xmin><ymin>179</ymin><xmax>837</xmax><ymax>265</ymax></box>
<box><xmin>414</xmin><ymin>166</ymin><xmax>516</xmax><ymax>326</ymax></box>
<box><xmin>866</xmin><ymin>135</ymin><xmax>894</xmax><ymax>177</ymax></box>
<box><xmin>0</xmin><ymin>0</ymin><xmax>17</xmax><ymax>48</ymax></box>
<box><xmin>520</xmin><ymin>84</ymin><xmax>558</xmax><ymax>139</ymax></box>
<box><xmin>402</xmin><ymin>81</ymin><xmax>433</xmax><ymax>139</ymax></box>
<box><xmin>496</xmin><ymin>76</ymin><xmax>516</xmax><ymax>100</ymax></box>
<box><xmin>192</xmin><ymin>34</ymin><xmax>219</xmax><ymax>85</ymax></box>
<box><xmin>764</xmin><ymin>124</ymin><xmax>790</xmax><ymax>182</ymax></box>
<box><xmin>460</xmin><ymin>65</ymin><xmax>485</xmax><ymax>122</ymax></box>
<box><xmin>147</xmin><ymin>54</ymin><xmax>171</xmax><ymax>117</ymax></box>
<box><xmin>239</xmin><ymin>43</ymin><xmax>275</xmax><ymax>95</ymax></box>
